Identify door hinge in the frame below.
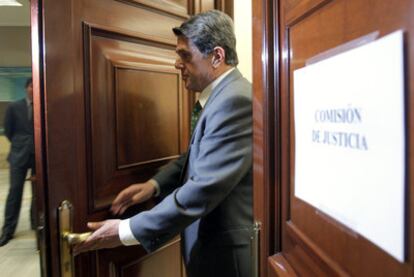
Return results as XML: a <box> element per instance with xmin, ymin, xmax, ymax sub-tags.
<box><xmin>252</xmin><ymin>221</ymin><xmax>261</xmax><ymax>277</ymax></box>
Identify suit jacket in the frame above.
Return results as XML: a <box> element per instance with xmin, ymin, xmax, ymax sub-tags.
<box><xmin>130</xmin><ymin>69</ymin><xmax>252</xmax><ymax>275</ymax></box>
<box><xmin>4</xmin><ymin>98</ymin><xmax>34</xmax><ymax>167</ymax></box>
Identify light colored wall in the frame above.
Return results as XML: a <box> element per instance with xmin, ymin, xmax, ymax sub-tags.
<box><xmin>0</xmin><ymin>26</ymin><xmax>31</xmax><ymax>66</ymax></box>
<box><xmin>0</xmin><ymin>26</ymin><xmax>31</xmax><ymax>168</ymax></box>
<box><xmin>234</xmin><ymin>0</ymin><xmax>252</xmax><ymax>83</ymax></box>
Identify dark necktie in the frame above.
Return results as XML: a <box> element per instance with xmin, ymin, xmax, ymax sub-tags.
<box><xmin>178</xmin><ymin>100</ymin><xmax>202</xmax><ymax>186</ymax></box>
<box><xmin>190</xmin><ymin>101</ymin><xmax>202</xmax><ymax>135</ymax></box>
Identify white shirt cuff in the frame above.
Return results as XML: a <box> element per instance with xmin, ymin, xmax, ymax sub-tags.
<box><xmin>148</xmin><ymin>179</ymin><xmax>160</xmax><ymax>197</ymax></box>
<box><xmin>118</xmin><ymin>219</ymin><xmax>140</xmax><ymax>246</ymax></box>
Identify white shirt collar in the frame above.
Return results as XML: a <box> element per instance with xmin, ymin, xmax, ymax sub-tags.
<box><xmin>198</xmin><ymin>67</ymin><xmax>235</xmax><ymax>108</ymax></box>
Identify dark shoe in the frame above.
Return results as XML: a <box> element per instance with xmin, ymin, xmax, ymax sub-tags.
<box><xmin>0</xmin><ymin>233</ymin><xmax>13</xmax><ymax>247</ymax></box>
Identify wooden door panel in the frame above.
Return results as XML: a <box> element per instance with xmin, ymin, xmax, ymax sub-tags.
<box><xmin>82</xmin><ymin>1</ymin><xmax>187</xmax><ymax>39</ymax></box>
<box><xmin>121</xmin><ymin>239</ymin><xmax>182</xmax><ymax>277</ymax></box>
<box><xmin>193</xmin><ymin>0</ymin><xmax>214</xmax><ymax>13</ymax></box>
<box><xmin>40</xmin><ymin>0</ymin><xmax>192</xmax><ymax>276</ymax></box>
<box><xmin>84</xmin><ymin>24</ymin><xmax>183</xmax><ymax>211</ymax></box>
<box><xmin>252</xmin><ymin>0</ymin><xmax>414</xmax><ymax>276</ymax></box>
<box><xmin>37</xmin><ymin>0</ymin><xmax>227</xmax><ymax>276</ymax></box>
<box><xmin>268</xmin><ymin>254</ymin><xmax>298</xmax><ymax>277</ymax></box>
<box><xmin>119</xmin><ymin>0</ymin><xmax>190</xmax><ymax>18</ymax></box>
<box><xmin>279</xmin><ymin>0</ymin><xmax>414</xmax><ymax>275</ymax></box>
<box><xmin>96</xmin><ymin>238</ymin><xmax>182</xmax><ymax>277</ymax></box>
<box><xmin>115</xmin><ymin>68</ymin><xmax>180</xmax><ymax>165</ymax></box>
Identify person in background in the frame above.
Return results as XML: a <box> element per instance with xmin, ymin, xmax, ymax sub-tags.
<box><xmin>0</xmin><ymin>78</ymin><xmax>35</xmax><ymax>246</ymax></box>
<box><xmin>75</xmin><ymin>10</ymin><xmax>253</xmax><ymax>277</ymax></box>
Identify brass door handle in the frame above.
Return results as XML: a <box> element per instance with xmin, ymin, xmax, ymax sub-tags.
<box><xmin>58</xmin><ymin>200</ymin><xmax>91</xmax><ymax>277</ymax></box>
<box><xmin>62</xmin><ymin>231</ymin><xmax>92</xmax><ymax>245</ymax></box>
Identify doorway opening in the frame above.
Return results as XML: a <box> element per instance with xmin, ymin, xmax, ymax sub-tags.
<box><xmin>0</xmin><ymin>0</ymin><xmax>40</xmax><ymax>276</ymax></box>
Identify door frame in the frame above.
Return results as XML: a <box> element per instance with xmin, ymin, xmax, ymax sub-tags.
<box><xmin>30</xmin><ymin>0</ymin><xmax>50</xmax><ymax>276</ymax></box>
<box><xmin>252</xmin><ymin>0</ymin><xmax>282</xmax><ymax>276</ymax></box>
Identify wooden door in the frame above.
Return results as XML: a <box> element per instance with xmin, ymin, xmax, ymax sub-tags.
<box><xmin>253</xmin><ymin>0</ymin><xmax>414</xmax><ymax>276</ymax></box>
<box><xmin>29</xmin><ymin>0</ymin><xmax>232</xmax><ymax>276</ymax></box>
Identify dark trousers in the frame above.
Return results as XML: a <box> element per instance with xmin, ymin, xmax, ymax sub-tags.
<box><xmin>2</xmin><ymin>155</ymin><xmax>35</xmax><ymax>236</ymax></box>
<box><xmin>186</xmin><ymin>240</ymin><xmax>252</xmax><ymax>277</ymax></box>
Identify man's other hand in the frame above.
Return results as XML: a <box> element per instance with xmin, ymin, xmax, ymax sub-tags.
<box><xmin>111</xmin><ymin>181</ymin><xmax>156</xmax><ymax>215</ymax></box>
<box><xmin>73</xmin><ymin>219</ymin><xmax>122</xmax><ymax>256</ymax></box>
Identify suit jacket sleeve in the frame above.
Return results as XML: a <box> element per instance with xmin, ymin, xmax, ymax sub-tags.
<box><xmin>4</xmin><ymin>104</ymin><xmax>14</xmax><ymax>141</ymax></box>
<box><xmin>129</xmin><ymin>90</ymin><xmax>252</xmax><ymax>252</ymax></box>
<box><xmin>152</xmin><ymin>152</ymin><xmax>187</xmax><ymax>198</ymax></box>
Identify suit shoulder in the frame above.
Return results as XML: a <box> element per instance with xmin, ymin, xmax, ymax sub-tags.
<box><xmin>9</xmin><ymin>98</ymin><xmax>26</xmax><ymax>109</ymax></box>
<box><xmin>219</xmin><ymin>77</ymin><xmax>252</xmax><ymax>102</ymax></box>
<box><xmin>207</xmin><ymin>85</ymin><xmax>252</xmax><ymax>118</ymax></box>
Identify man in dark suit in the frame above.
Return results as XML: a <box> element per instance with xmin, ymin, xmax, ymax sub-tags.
<box><xmin>75</xmin><ymin>10</ymin><xmax>252</xmax><ymax>277</ymax></box>
<box><xmin>0</xmin><ymin>78</ymin><xmax>35</xmax><ymax>246</ymax></box>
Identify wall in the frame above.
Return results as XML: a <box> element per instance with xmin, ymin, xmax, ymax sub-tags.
<box><xmin>0</xmin><ymin>26</ymin><xmax>31</xmax><ymax>168</ymax></box>
<box><xmin>0</xmin><ymin>26</ymin><xmax>31</xmax><ymax>67</ymax></box>
<box><xmin>234</xmin><ymin>0</ymin><xmax>252</xmax><ymax>82</ymax></box>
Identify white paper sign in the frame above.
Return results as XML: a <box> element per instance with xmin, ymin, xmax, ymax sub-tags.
<box><xmin>294</xmin><ymin>31</ymin><xmax>405</xmax><ymax>262</ymax></box>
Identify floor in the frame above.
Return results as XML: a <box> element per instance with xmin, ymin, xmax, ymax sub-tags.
<box><xmin>0</xmin><ymin>168</ymin><xmax>41</xmax><ymax>276</ymax></box>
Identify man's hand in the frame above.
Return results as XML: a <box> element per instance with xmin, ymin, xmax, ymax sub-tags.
<box><xmin>73</xmin><ymin>219</ymin><xmax>122</xmax><ymax>256</ymax></box>
<box><xmin>111</xmin><ymin>181</ymin><xmax>156</xmax><ymax>215</ymax></box>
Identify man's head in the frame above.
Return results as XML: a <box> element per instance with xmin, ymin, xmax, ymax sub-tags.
<box><xmin>25</xmin><ymin>78</ymin><xmax>33</xmax><ymax>101</ymax></box>
<box><xmin>173</xmin><ymin>10</ymin><xmax>238</xmax><ymax>92</ymax></box>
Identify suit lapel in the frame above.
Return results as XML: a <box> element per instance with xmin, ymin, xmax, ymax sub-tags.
<box><xmin>189</xmin><ymin>68</ymin><xmax>243</xmax><ymax>145</ymax></box>
<box><xmin>181</xmin><ymin>69</ymin><xmax>244</xmax><ymax>184</ymax></box>
<box><xmin>20</xmin><ymin>99</ymin><xmax>30</xmax><ymax>129</ymax></box>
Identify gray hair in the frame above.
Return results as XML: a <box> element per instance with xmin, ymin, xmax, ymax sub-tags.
<box><xmin>173</xmin><ymin>10</ymin><xmax>238</xmax><ymax>66</ymax></box>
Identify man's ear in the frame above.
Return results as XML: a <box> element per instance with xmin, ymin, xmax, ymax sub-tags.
<box><xmin>211</xmin><ymin>46</ymin><xmax>226</xmax><ymax>68</ymax></box>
